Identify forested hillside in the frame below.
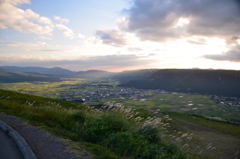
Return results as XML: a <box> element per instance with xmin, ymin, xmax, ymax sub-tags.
<box><xmin>117</xmin><ymin>69</ymin><xmax>240</xmax><ymax>97</ymax></box>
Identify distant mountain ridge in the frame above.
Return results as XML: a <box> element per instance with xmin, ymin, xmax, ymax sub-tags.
<box><xmin>0</xmin><ymin>66</ymin><xmax>115</xmax><ymax>78</ymax></box>
<box><xmin>0</xmin><ymin>68</ymin><xmax>61</xmax><ymax>83</ymax></box>
<box><xmin>0</xmin><ymin>66</ymin><xmax>75</xmax><ymax>76</ymax></box>
<box><xmin>72</xmin><ymin>70</ymin><xmax>115</xmax><ymax>78</ymax></box>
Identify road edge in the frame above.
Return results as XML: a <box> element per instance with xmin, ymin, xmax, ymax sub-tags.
<box><xmin>0</xmin><ymin>121</ymin><xmax>37</xmax><ymax>159</ymax></box>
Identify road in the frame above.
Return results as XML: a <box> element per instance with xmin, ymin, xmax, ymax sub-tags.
<box><xmin>0</xmin><ymin>129</ymin><xmax>24</xmax><ymax>159</ymax></box>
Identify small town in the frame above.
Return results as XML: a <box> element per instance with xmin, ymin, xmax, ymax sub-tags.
<box><xmin>44</xmin><ymin>83</ymin><xmax>159</xmax><ymax>103</ymax></box>
<box><xmin>38</xmin><ymin>82</ymin><xmax>240</xmax><ymax>110</ymax></box>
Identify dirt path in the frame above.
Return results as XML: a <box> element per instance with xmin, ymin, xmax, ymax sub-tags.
<box><xmin>177</xmin><ymin>119</ymin><xmax>240</xmax><ymax>159</ymax></box>
<box><xmin>0</xmin><ymin>113</ymin><xmax>92</xmax><ymax>159</ymax></box>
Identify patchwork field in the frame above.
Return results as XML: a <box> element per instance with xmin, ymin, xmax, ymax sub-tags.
<box><xmin>0</xmin><ymin>78</ymin><xmax>239</xmax><ymax>122</ymax></box>
<box><xmin>0</xmin><ymin>78</ymin><xmax>89</xmax><ymax>96</ymax></box>
<box><xmin>92</xmin><ymin>93</ymin><xmax>240</xmax><ymax>121</ymax></box>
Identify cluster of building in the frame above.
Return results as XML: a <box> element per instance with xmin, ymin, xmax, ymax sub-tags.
<box><xmin>44</xmin><ymin>83</ymin><xmax>161</xmax><ymax>103</ymax></box>
<box><xmin>210</xmin><ymin>95</ymin><xmax>240</xmax><ymax>110</ymax></box>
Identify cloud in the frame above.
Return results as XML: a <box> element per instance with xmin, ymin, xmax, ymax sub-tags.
<box><xmin>54</xmin><ymin>16</ymin><xmax>69</xmax><ymax>24</ymax></box>
<box><xmin>84</xmin><ymin>37</ymin><xmax>101</xmax><ymax>46</ymax></box>
<box><xmin>186</xmin><ymin>37</ymin><xmax>207</xmax><ymax>45</ymax></box>
<box><xmin>127</xmin><ymin>47</ymin><xmax>143</xmax><ymax>52</ymax></box>
<box><xmin>55</xmin><ymin>24</ymin><xmax>74</xmax><ymax>39</ymax></box>
<box><xmin>0</xmin><ymin>41</ymin><xmax>45</xmax><ymax>47</ymax></box>
<box><xmin>38</xmin><ymin>36</ymin><xmax>52</xmax><ymax>40</ymax></box>
<box><xmin>2</xmin><ymin>0</ymin><xmax>31</xmax><ymax>6</ymax></box>
<box><xmin>78</xmin><ymin>33</ymin><xmax>85</xmax><ymax>39</ymax></box>
<box><xmin>148</xmin><ymin>53</ymin><xmax>157</xmax><ymax>56</ymax></box>
<box><xmin>41</xmin><ymin>49</ymin><xmax>73</xmax><ymax>52</ymax></box>
<box><xmin>122</xmin><ymin>0</ymin><xmax>240</xmax><ymax>42</ymax></box>
<box><xmin>203</xmin><ymin>45</ymin><xmax>240</xmax><ymax>62</ymax></box>
<box><xmin>96</xmin><ymin>29</ymin><xmax>128</xmax><ymax>47</ymax></box>
<box><xmin>0</xmin><ymin>0</ymin><xmax>54</xmax><ymax>35</ymax></box>
<box><xmin>0</xmin><ymin>54</ymin><xmax>157</xmax><ymax>71</ymax></box>
<box><xmin>0</xmin><ymin>1</ymin><xmax>78</xmax><ymax>39</ymax></box>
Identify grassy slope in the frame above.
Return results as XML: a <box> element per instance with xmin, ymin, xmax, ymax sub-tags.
<box><xmin>0</xmin><ymin>89</ymin><xmax>120</xmax><ymax>158</ymax></box>
<box><xmin>0</xmin><ymin>89</ymin><xmax>239</xmax><ymax>159</ymax></box>
<box><xmin>166</xmin><ymin>112</ymin><xmax>240</xmax><ymax>159</ymax></box>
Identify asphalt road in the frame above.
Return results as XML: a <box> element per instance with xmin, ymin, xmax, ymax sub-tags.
<box><xmin>0</xmin><ymin>129</ymin><xmax>24</xmax><ymax>159</ymax></box>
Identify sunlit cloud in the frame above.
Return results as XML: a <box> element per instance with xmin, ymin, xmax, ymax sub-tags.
<box><xmin>38</xmin><ymin>36</ymin><xmax>52</xmax><ymax>40</ymax></box>
<box><xmin>78</xmin><ymin>33</ymin><xmax>85</xmax><ymax>39</ymax></box>
<box><xmin>55</xmin><ymin>24</ymin><xmax>74</xmax><ymax>39</ymax></box>
<box><xmin>0</xmin><ymin>0</ymin><xmax>54</xmax><ymax>35</ymax></box>
<box><xmin>54</xmin><ymin>16</ymin><xmax>69</xmax><ymax>24</ymax></box>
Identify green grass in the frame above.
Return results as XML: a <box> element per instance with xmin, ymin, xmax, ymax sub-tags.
<box><xmin>167</xmin><ymin>111</ymin><xmax>240</xmax><ymax>138</ymax></box>
<box><xmin>0</xmin><ymin>89</ymin><xmax>187</xmax><ymax>159</ymax></box>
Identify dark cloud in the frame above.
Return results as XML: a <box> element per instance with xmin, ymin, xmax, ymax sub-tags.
<box><xmin>123</xmin><ymin>0</ymin><xmax>240</xmax><ymax>42</ymax></box>
<box><xmin>0</xmin><ymin>54</ymin><xmax>156</xmax><ymax>71</ymax></box>
<box><xmin>231</xmin><ymin>36</ymin><xmax>239</xmax><ymax>40</ymax></box>
<box><xmin>96</xmin><ymin>29</ymin><xmax>128</xmax><ymax>47</ymax></box>
<box><xmin>203</xmin><ymin>45</ymin><xmax>240</xmax><ymax>62</ymax></box>
<box><xmin>187</xmin><ymin>38</ymin><xmax>207</xmax><ymax>45</ymax></box>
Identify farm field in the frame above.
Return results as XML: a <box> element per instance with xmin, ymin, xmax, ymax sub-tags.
<box><xmin>0</xmin><ymin>78</ymin><xmax>239</xmax><ymax>122</ymax></box>
<box><xmin>0</xmin><ymin>78</ymin><xmax>94</xmax><ymax>96</ymax></box>
<box><xmin>92</xmin><ymin>93</ymin><xmax>240</xmax><ymax>121</ymax></box>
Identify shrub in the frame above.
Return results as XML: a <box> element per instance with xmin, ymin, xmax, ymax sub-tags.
<box><xmin>137</xmin><ymin>125</ymin><xmax>160</xmax><ymax>144</ymax></box>
<box><xmin>80</xmin><ymin>112</ymin><xmax>130</xmax><ymax>143</ymax></box>
<box><xmin>104</xmin><ymin>132</ymin><xmax>178</xmax><ymax>159</ymax></box>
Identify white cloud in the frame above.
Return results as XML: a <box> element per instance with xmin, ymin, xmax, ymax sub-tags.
<box><xmin>56</xmin><ymin>24</ymin><xmax>74</xmax><ymax>39</ymax></box>
<box><xmin>84</xmin><ymin>37</ymin><xmax>101</xmax><ymax>46</ymax></box>
<box><xmin>0</xmin><ymin>0</ymin><xmax>54</xmax><ymax>35</ymax></box>
<box><xmin>54</xmin><ymin>16</ymin><xmax>69</xmax><ymax>24</ymax></box>
<box><xmin>38</xmin><ymin>36</ymin><xmax>52</xmax><ymax>40</ymax></box>
<box><xmin>78</xmin><ymin>33</ymin><xmax>85</xmax><ymax>39</ymax></box>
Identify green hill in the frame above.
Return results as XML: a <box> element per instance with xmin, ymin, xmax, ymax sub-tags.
<box><xmin>0</xmin><ymin>89</ymin><xmax>239</xmax><ymax>159</ymax></box>
<box><xmin>117</xmin><ymin>69</ymin><xmax>240</xmax><ymax>97</ymax></box>
<box><xmin>0</xmin><ymin>68</ymin><xmax>61</xmax><ymax>83</ymax></box>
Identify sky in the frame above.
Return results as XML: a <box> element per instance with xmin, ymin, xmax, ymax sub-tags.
<box><xmin>0</xmin><ymin>0</ymin><xmax>240</xmax><ymax>72</ymax></box>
